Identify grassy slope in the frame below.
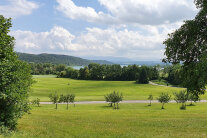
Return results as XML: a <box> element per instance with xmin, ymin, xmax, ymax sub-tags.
<box><xmin>30</xmin><ymin>75</ymin><xmax>187</xmax><ymax>101</ymax></box>
<box><xmin>10</xmin><ymin>103</ymin><xmax>207</xmax><ymax>138</ymax></box>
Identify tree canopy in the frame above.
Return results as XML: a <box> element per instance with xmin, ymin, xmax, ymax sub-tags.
<box><xmin>0</xmin><ymin>15</ymin><xmax>33</xmax><ymax>129</ymax></box>
<box><xmin>163</xmin><ymin>0</ymin><xmax>207</xmax><ymax>96</ymax></box>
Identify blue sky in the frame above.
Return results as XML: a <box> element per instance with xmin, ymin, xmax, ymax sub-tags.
<box><xmin>0</xmin><ymin>0</ymin><xmax>198</xmax><ymax>61</ymax></box>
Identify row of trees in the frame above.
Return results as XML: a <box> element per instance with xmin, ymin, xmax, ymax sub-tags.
<box><xmin>148</xmin><ymin>91</ymin><xmax>200</xmax><ymax>109</ymax></box>
<box><xmin>61</xmin><ymin>63</ymin><xmax>159</xmax><ymax>83</ymax></box>
<box><xmin>49</xmin><ymin>93</ymin><xmax>75</xmax><ymax>110</ymax></box>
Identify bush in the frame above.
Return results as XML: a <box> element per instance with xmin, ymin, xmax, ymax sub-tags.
<box><xmin>157</xmin><ymin>93</ymin><xmax>171</xmax><ymax>109</ymax></box>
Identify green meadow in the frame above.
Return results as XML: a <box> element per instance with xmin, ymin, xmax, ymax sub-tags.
<box><xmin>7</xmin><ymin>103</ymin><xmax>207</xmax><ymax>138</ymax></box>
<box><xmin>30</xmin><ymin>75</ymin><xmax>207</xmax><ymax>101</ymax></box>
<box><xmin>30</xmin><ymin>75</ymin><xmax>182</xmax><ymax>101</ymax></box>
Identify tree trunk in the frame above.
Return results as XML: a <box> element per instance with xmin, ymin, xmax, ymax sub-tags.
<box><xmin>113</xmin><ymin>103</ymin><xmax>116</xmax><ymax>109</ymax></box>
<box><xmin>56</xmin><ymin>103</ymin><xmax>57</xmax><ymax>109</ymax></box>
<box><xmin>67</xmin><ymin>103</ymin><xmax>69</xmax><ymax>110</ymax></box>
<box><xmin>161</xmin><ymin>103</ymin><xmax>164</xmax><ymax>109</ymax></box>
<box><xmin>117</xmin><ymin>103</ymin><xmax>119</xmax><ymax>109</ymax></box>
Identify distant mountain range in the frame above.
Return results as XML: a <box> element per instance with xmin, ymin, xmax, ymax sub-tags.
<box><xmin>17</xmin><ymin>53</ymin><xmax>113</xmax><ymax>66</ymax></box>
<box><xmin>83</xmin><ymin>56</ymin><xmax>166</xmax><ymax>66</ymax></box>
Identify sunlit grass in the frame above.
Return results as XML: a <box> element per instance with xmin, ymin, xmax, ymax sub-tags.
<box><xmin>30</xmin><ymin>75</ymin><xmax>188</xmax><ymax>101</ymax></box>
<box><xmin>11</xmin><ymin>103</ymin><xmax>207</xmax><ymax>138</ymax></box>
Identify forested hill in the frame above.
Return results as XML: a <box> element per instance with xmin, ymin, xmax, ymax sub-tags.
<box><xmin>17</xmin><ymin>53</ymin><xmax>113</xmax><ymax>66</ymax></box>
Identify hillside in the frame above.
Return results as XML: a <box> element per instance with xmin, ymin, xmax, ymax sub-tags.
<box><xmin>17</xmin><ymin>53</ymin><xmax>113</xmax><ymax>66</ymax></box>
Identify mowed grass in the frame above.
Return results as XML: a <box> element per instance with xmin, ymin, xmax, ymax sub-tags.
<box><xmin>30</xmin><ymin>75</ymin><xmax>207</xmax><ymax>101</ymax></box>
<box><xmin>9</xmin><ymin>103</ymin><xmax>207</xmax><ymax>138</ymax></box>
<box><xmin>30</xmin><ymin>75</ymin><xmax>184</xmax><ymax>101</ymax></box>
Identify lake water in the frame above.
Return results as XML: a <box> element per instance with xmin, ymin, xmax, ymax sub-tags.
<box><xmin>71</xmin><ymin>65</ymin><xmax>140</xmax><ymax>70</ymax></box>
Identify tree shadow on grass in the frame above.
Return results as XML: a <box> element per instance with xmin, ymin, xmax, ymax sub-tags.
<box><xmin>100</xmin><ymin>105</ymin><xmax>113</xmax><ymax>109</ymax></box>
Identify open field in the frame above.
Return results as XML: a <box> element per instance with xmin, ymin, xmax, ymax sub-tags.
<box><xmin>5</xmin><ymin>103</ymin><xmax>206</xmax><ymax>138</ymax></box>
<box><xmin>30</xmin><ymin>75</ymin><xmax>184</xmax><ymax>101</ymax></box>
<box><xmin>30</xmin><ymin>75</ymin><xmax>207</xmax><ymax>101</ymax></box>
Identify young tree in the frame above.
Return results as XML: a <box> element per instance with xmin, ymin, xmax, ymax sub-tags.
<box><xmin>174</xmin><ymin>91</ymin><xmax>188</xmax><ymax>110</ymax></box>
<box><xmin>105</xmin><ymin>91</ymin><xmax>123</xmax><ymax>109</ymax></box>
<box><xmin>0</xmin><ymin>15</ymin><xmax>33</xmax><ymax>130</ymax></box>
<box><xmin>148</xmin><ymin>94</ymin><xmax>153</xmax><ymax>106</ymax></box>
<box><xmin>188</xmin><ymin>93</ymin><xmax>200</xmax><ymax>106</ymax></box>
<box><xmin>163</xmin><ymin>0</ymin><xmax>207</xmax><ymax>97</ymax></box>
<box><xmin>49</xmin><ymin>92</ymin><xmax>60</xmax><ymax>109</ymax></box>
<box><xmin>32</xmin><ymin>98</ymin><xmax>40</xmax><ymax>107</ymax></box>
<box><xmin>105</xmin><ymin>93</ymin><xmax>113</xmax><ymax>107</ymax></box>
<box><xmin>157</xmin><ymin>93</ymin><xmax>171</xmax><ymax>109</ymax></box>
<box><xmin>69</xmin><ymin>94</ymin><xmax>75</xmax><ymax>107</ymax></box>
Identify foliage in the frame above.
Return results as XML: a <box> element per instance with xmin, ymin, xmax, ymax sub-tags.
<box><xmin>148</xmin><ymin>94</ymin><xmax>153</xmax><ymax>106</ymax></box>
<box><xmin>105</xmin><ymin>91</ymin><xmax>123</xmax><ymax>109</ymax></box>
<box><xmin>157</xmin><ymin>93</ymin><xmax>171</xmax><ymax>109</ymax></box>
<box><xmin>49</xmin><ymin>92</ymin><xmax>60</xmax><ymax>109</ymax></box>
<box><xmin>188</xmin><ymin>93</ymin><xmax>200</xmax><ymax>106</ymax></box>
<box><xmin>60</xmin><ymin>94</ymin><xmax>75</xmax><ymax>109</ymax></box>
<box><xmin>0</xmin><ymin>15</ymin><xmax>33</xmax><ymax>130</ymax></box>
<box><xmin>173</xmin><ymin>91</ymin><xmax>188</xmax><ymax>110</ymax></box>
<box><xmin>32</xmin><ymin>98</ymin><xmax>40</xmax><ymax>107</ymax></box>
<box><xmin>137</xmin><ymin>67</ymin><xmax>149</xmax><ymax>84</ymax></box>
<box><xmin>163</xmin><ymin>0</ymin><xmax>207</xmax><ymax>96</ymax></box>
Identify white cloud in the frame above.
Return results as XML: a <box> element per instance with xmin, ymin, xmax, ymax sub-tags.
<box><xmin>56</xmin><ymin>0</ymin><xmax>198</xmax><ymax>25</ymax></box>
<box><xmin>55</xmin><ymin>0</ymin><xmax>115</xmax><ymax>24</ymax></box>
<box><xmin>0</xmin><ymin>0</ymin><xmax>39</xmax><ymax>18</ymax></box>
<box><xmin>11</xmin><ymin>23</ymin><xmax>182</xmax><ymax>60</ymax></box>
<box><xmin>11</xmin><ymin>26</ymin><xmax>79</xmax><ymax>54</ymax></box>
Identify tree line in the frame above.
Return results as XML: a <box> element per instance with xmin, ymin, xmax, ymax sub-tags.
<box><xmin>60</xmin><ymin>63</ymin><xmax>159</xmax><ymax>83</ymax></box>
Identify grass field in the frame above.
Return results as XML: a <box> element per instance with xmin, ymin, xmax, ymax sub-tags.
<box><xmin>30</xmin><ymin>75</ymin><xmax>207</xmax><ymax>101</ymax></box>
<box><xmin>6</xmin><ymin>103</ymin><xmax>207</xmax><ymax>137</ymax></box>
<box><xmin>30</xmin><ymin>75</ymin><xmax>188</xmax><ymax>101</ymax></box>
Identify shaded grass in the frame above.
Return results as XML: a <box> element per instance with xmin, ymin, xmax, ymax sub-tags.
<box><xmin>9</xmin><ymin>103</ymin><xmax>207</xmax><ymax>138</ymax></box>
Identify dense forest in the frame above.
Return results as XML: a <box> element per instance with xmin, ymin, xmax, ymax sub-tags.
<box><xmin>17</xmin><ymin>53</ymin><xmax>113</xmax><ymax>66</ymax></box>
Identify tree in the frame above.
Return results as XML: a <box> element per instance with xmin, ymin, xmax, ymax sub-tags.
<box><xmin>163</xmin><ymin>0</ymin><xmax>207</xmax><ymax>97</ymax></box>
<box><xmin>188</xmin><ymin>93</ymin><xmax>200</xmax><ymax>106</ymax></box>
<box><xmin>0</xmin><ymin>15</ymin><xmax>33</xmax><ymax>130</ymax></box>
<box><xmin>157</xmin><ymin>93</ymin><xmax>171</xmax><ymax>109</ymax></box>
<box><xmin>174</xmin><ymin>91</ymin><xmax>188</xmax><ymax>110</ymax></box>
<box><xmin>148</xmin><ymin>94</ymin><xmax>153</xmax><ymax>106</ymax></box>
<box><xmin>104</xmin><ymin>91</ymin><xmax>123</xmax><ymax>109</ymax></box>
<box><xmin>69</xmin><ymin>94</ymin><xmax>75</xmax><ymax>107</ymax></box>
<box><xmin>49</xmin><ymin>92</ymin><xmax>60</xmax><ymax>109</ymax></box>
<box><xmin>32</xmin><ymin>98</ymin><xmax>40</xmax><ymax>107</ymax></box>
<box><xmin>137</xmin><ymin>67</ymin><xmax>149</xmax><ymax>84</ymax></box>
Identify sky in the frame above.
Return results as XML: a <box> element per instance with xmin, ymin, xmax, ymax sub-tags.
<box><xmin>0</xmin><ymin>0</ymin><xmax>199</xmax><ymax>61</ymax></box>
